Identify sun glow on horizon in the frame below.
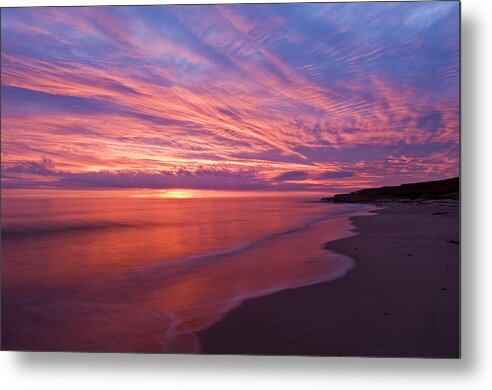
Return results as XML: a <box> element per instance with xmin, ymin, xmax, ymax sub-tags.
<box><xmin>150</xmin><ymin>190</ymin><xmax>196</xmax><ymax>199</ymax></box>
<box><xmin>1</xmin><ymin>188</ymin><xmax>333</xmax><ymax>200</ymax></box>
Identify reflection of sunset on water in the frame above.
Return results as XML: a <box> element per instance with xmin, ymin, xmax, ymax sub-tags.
<box><xmin>2</xmin><ymin>196</ymin><xmax>370</xmax><ymax>351</ymax></box>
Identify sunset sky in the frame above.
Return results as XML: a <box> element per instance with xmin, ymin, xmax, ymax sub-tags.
<box><xmin>1</xmin><ymin>2</ymin><xmax>459</xmax><ymax>195</ymax></box>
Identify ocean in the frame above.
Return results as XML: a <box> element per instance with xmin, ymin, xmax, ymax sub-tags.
<box><xmin>1</xmin><ymin>195</ymin><xmax>370</xmax><ymax>352</ymax></box>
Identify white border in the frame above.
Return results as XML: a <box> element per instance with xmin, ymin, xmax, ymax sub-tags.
<box><xmin>0</xmin><ymin>0</ymin><xmax>461</xmax><ymax>7</ymax></box>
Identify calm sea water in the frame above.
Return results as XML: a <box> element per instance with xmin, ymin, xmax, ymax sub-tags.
<box><xmin>1</xmin><ymin>195</ymin><xmax>370</xmax><ymax>352</ymax></box>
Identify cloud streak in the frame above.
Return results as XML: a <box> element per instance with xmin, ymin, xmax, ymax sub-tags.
<box><xmin>1</xmin><ymin>3</ymin><xmax>459</xmax><ymax>193</ymax></box>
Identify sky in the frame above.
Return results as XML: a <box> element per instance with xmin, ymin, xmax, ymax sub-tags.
<box><xmin>1</xmin><ymin>2</ymin><xmax>460</xmax><ymax>195</ymax></box>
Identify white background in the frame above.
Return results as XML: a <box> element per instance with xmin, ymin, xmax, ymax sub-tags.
<box><xmin>1</xmin><ymin>0</ymin><xmax>491</xmax><ymax>389</ymax></box>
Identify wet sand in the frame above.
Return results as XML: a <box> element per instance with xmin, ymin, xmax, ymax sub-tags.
<box><xmin>199</xmin><ymin>201</ymin><xmax>460</xmax><ymax>357</ymax></box>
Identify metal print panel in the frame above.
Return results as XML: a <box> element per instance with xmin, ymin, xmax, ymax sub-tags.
<box><xmin>0</xmin><ymin>1</ymin><xmax>460</xmax><ymax>357</ymax></box>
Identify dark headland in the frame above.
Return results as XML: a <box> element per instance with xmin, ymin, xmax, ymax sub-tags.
<box><xmin>322</xmin><ymin>177</ymin><xmax>459</xmax><ymax>203</ymax></box>
<box><xmin>199</xmin><ymin>177</ymin><xmax>460</xmax><ymax>357</ymax></box>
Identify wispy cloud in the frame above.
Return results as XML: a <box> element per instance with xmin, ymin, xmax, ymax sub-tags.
<box><xmin>1</xmin><ymin>3</ymin><xmax>459</xmax><ymax>192</ymax></box>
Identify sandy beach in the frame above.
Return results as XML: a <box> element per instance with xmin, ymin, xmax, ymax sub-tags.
<box><xmin>199</xmin><ymin>200</ymin><xmax>460</xmax><ymax>357</ymax></box>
